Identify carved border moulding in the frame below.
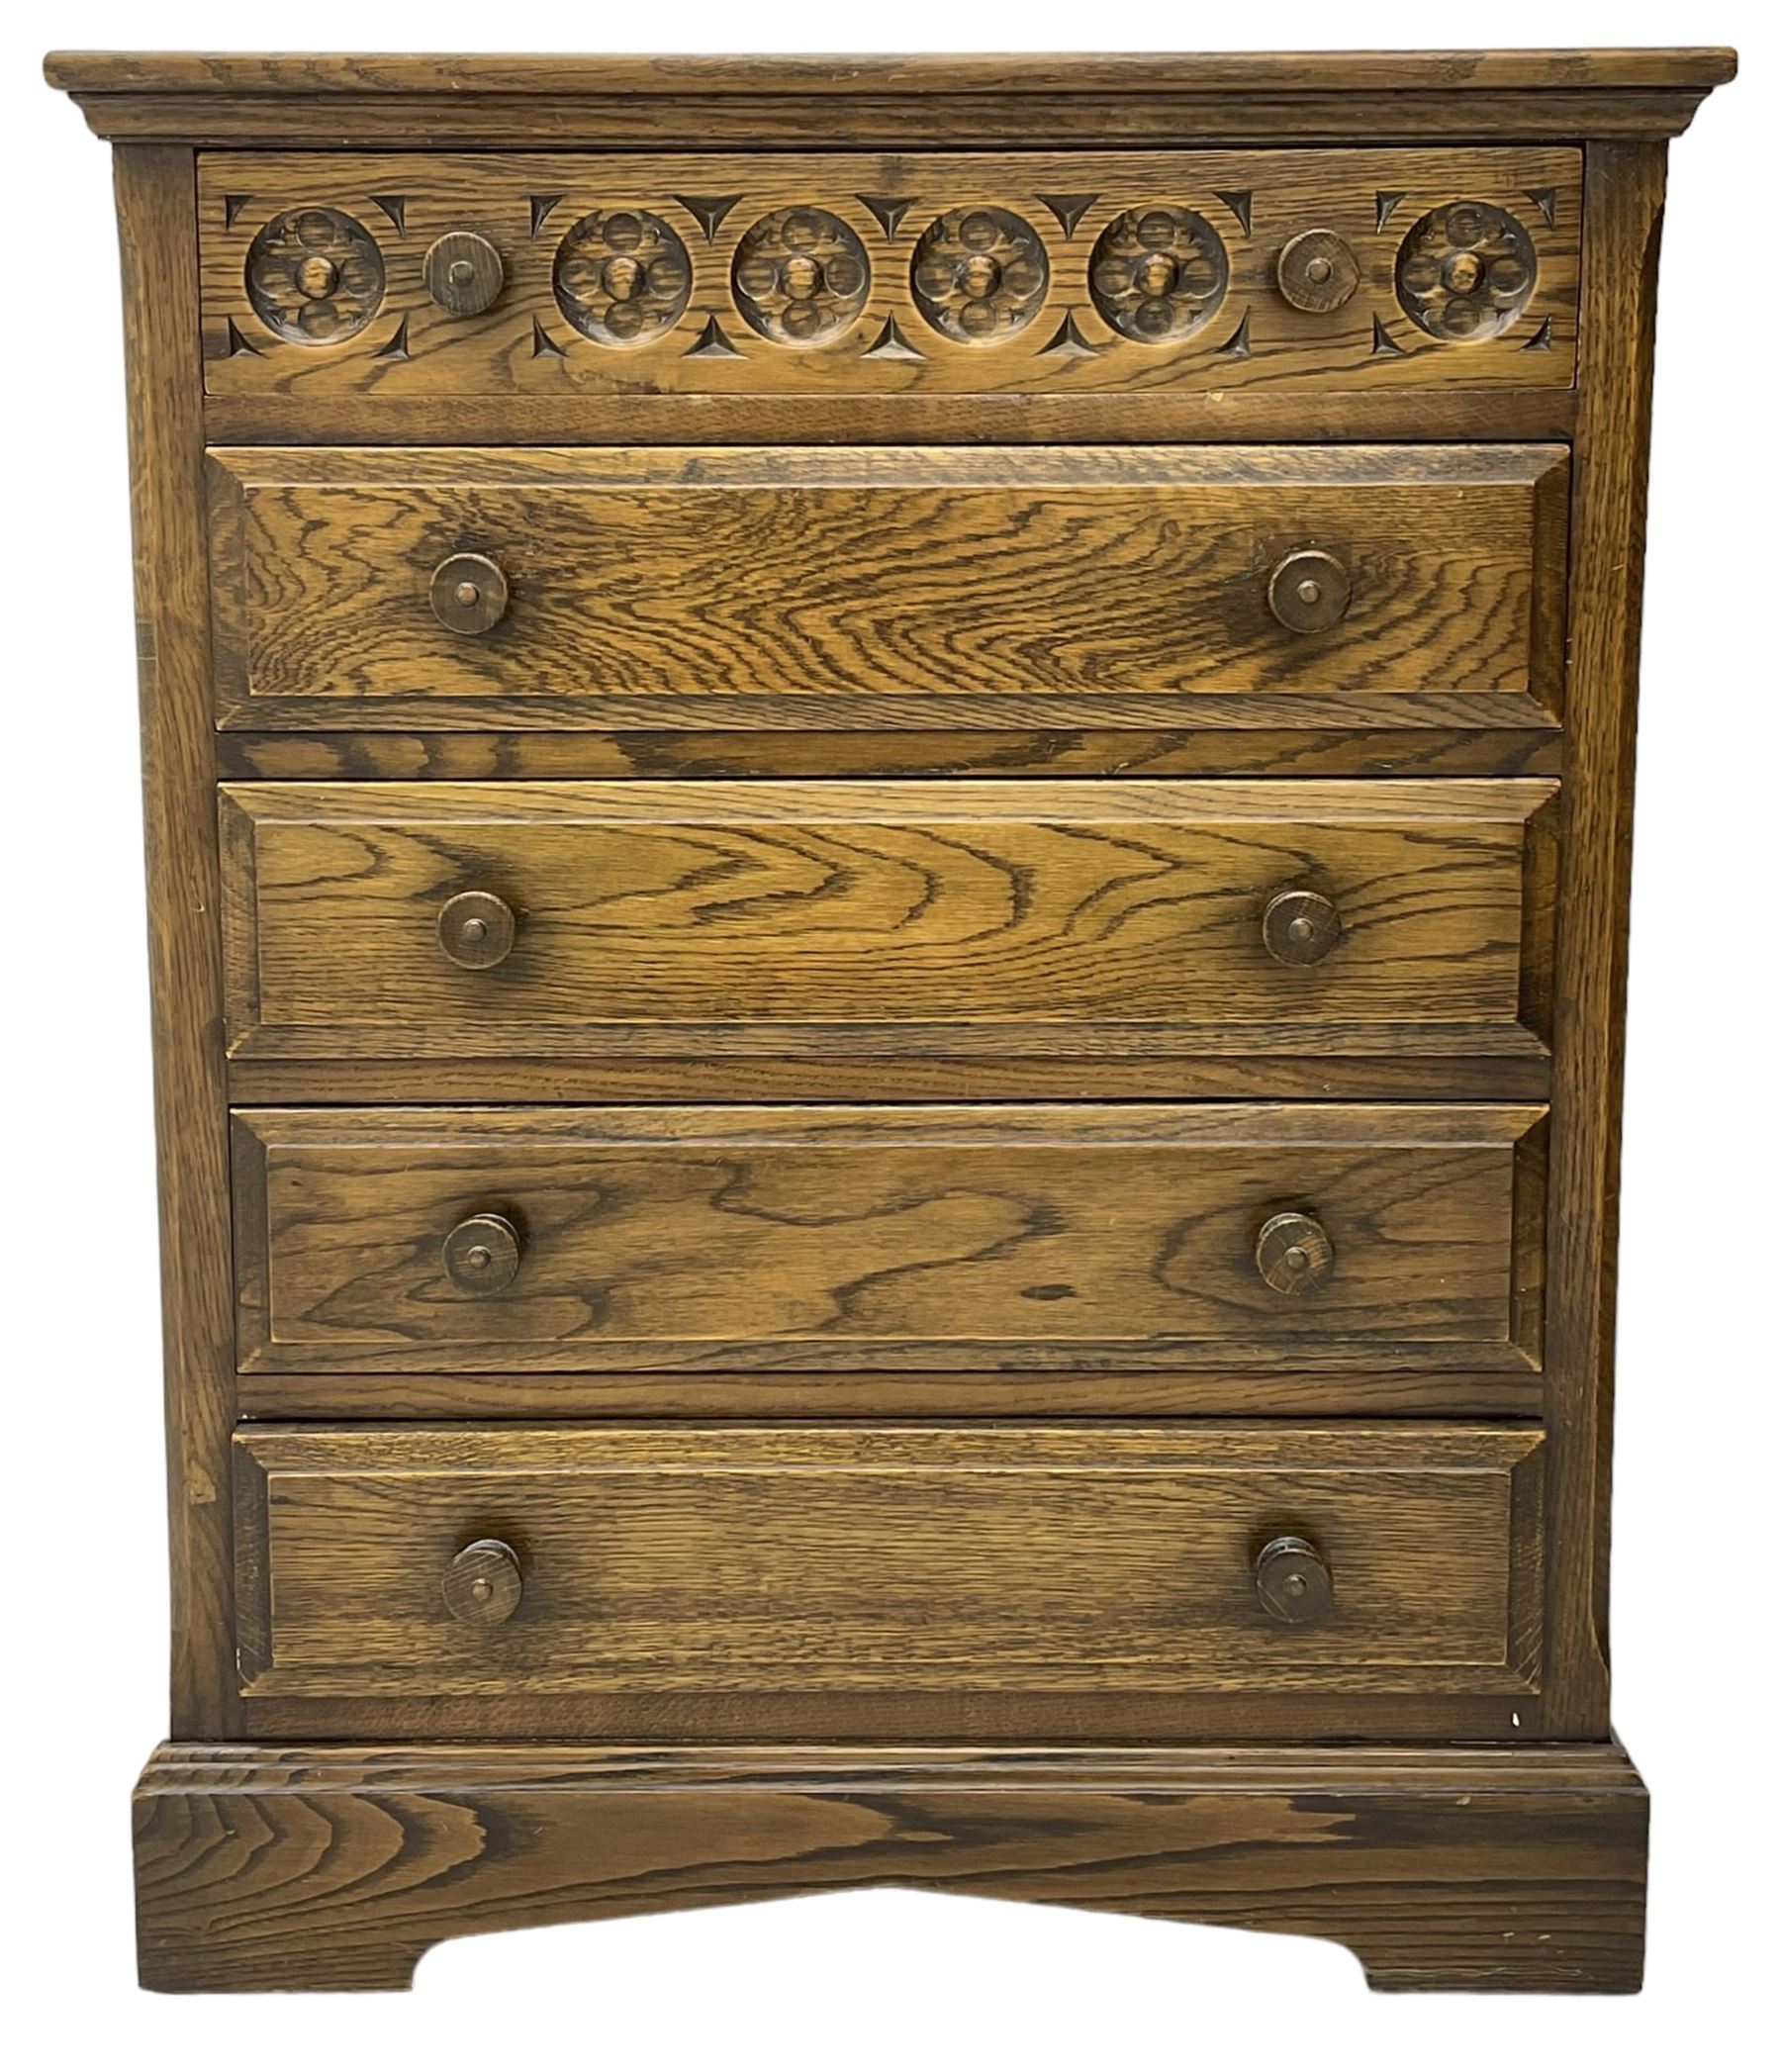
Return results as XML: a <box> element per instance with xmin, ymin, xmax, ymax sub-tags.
<box><xmin>909</xmin><ymin>207</ymin><xmax>1051</xmax><ymax>342</ymax></box>
<box><xmin>551</xmin><ymin>209</ymin><xmax>694</xmax><ymax>347</ymax></box>
<box><xmin>1087</xmin><ymin>207</ymin><xmax>1230</xmax><ymax>342</ymax></box>
<box><xmin>244</xmin><ymin>207</ymin><xmax>385</xmax><ymax>343</ymax></box>
<box><xmin>1394</xmin><ymin>200</ymin><xmax>1539</xmax><ymax>341</ymax></box>
<box><xmin>731</xmin><ymin>208</ymin><xmax>872</xmax><ymax>345</ymax></box>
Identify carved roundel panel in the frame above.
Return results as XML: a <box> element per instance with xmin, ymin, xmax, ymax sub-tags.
<box><xmin>1395</xmin><ymin>201</ymin><xmax>1539</xmax><ymax>342</ymax></box>
<box><xmin>552</xmin><ymin>209</ymin><xmax>694</xmax><ymax>348</ymax></box>
<box><xmin>1088</xmin><ymin>208</ymin><xmax>1229</xmax><ymax>344</ymax></box>
<box><xmin>732</xmin><ymin>208</ymin><xmax>871</xmax><ymax>346</ymax></box>
<box><xmin>244</xmin><ymin>208</ymin><xmax>385</xmax><ymax>345</ymax></box>
<box><xmin>910</xmin><ymin>208</ymin><xmax>1050</xmax><ymax>344</ymax></box>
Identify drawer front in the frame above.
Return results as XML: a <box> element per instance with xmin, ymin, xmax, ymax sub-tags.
<box><xmin>220</xmin><ymin>778</ymin><xmax>1556</xmax><ymax>1064</ymax></box>
<box><xmin>200</xmin><ymin>148</ymin><xmax>1578</xmax><ymax>398</ymax></box>
<box><xmin>233</xmin><ymin>1103</ymin><xmax>1546</xmax><ymax>1373</ymax></box>
<box><xmin>208</xmin><ymin>446</ymin><xmax>1567</xmax><ymax>731</ymax></box>
<box><xmin>233</xmin><ymin>1424</ymin><xmax>1544</xmax><ymax>1702</ymax></box>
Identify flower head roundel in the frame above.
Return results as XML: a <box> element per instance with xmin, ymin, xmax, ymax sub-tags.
<box><xmin>1088</xmin><ymin>208</ymin><xmax>1228</xmax><ymax>344</ymax></box>
<box><xmin>910</xmin><ymin>208</ymin><xmax>1050</xmax><ymax>343</ymax></box>
<box><xmin>732</xmin><ymin>209</ymin><xmax>871</xmax><ymax>346</ymax></box>
<box><xmin>1395</xmin><ymin>202</ymin><xmax>1539</xmax><ymax>342</ymax></box>
<box><xmin>553</xmin><ymin>209</ymin><xmax>694</xmax><ymax>348</ymax></box>
<box><xmin>244</xmin><ymin>208</ymin><xmax>385</xmax><ymax>344</ymax></box>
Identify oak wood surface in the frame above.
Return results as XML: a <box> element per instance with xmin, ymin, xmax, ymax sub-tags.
<box><xmin>48</xmin><ymin>49</ymin><xmax>1740</xmax><ymax>95</ymax></box>
<box><xmin>114</xmin><ymin>148</ymin><xmax>239</xmax><ymax>1740</ymax></box>
<box><xmin>132</xmin><ymin>1738</ymin><xmax>1648</xmax><ymax>1993</ymax></box>
<box><xmin>236</xmin><ymin>1362</ymin><xmax>1545</xmax><ymax>1423</ymax></box>
<box><xmin>231</xmin><ymin>1102</ymin><xmax>1546</xmax><ymax>1374</ymax></box>
<box><xmin>232</xmin><ymin>1423</ymin><xmax>1543</xmax><ymax>1702</ymax></box>
<box><xmin>241</xmin><ymin>1685</ymin><xmax>1548</xmax><ymax>1742</ymax></box>
<box><xmin>197</xmin><ymin>150</ymin><xmax>1578</xmax><ymax>400</ymax></box>
<box><xmin>209</xmin><ymin>444</ymin><xmax>1568</xmax><ymax>732</ymax></box>
<box><xmin>225</xmin><ymin>1054</ymin><xmax>1554</xmax><ymax>1106</ymax></box>
<box><xmin>51</xmin><ymin>49</ymin><xmax>1734</xmax><ymax>149</ymax></box>
<box><xmin>213</xmin><ymin>725</ymin><xmax>1565</xmax><ymax>785</ymax></box>
<box><xmin>203</xmin><ymin>388</ymin><xmax>1581</xmax><ymax>450</ymax></box>
<box><xmin>48</xmin><ymin>43</ymin><xmax>1737</xmax><ymax>1998</ymax></box>
<box><xmin>1538</xmin><ymin>142</ymin><xmax>1668</xmax><ymax>1739</ymax></box>
<box><xmin>219</xmin><ymin>778</ymin><xmax>1556</xmax><ymax>1063</ymax></box>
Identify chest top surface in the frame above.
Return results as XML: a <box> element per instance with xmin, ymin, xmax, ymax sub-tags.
<box><xmin>46</xmin><ymin>46</ymin><xmax>1735</xmax><ymax>141</ymax></box>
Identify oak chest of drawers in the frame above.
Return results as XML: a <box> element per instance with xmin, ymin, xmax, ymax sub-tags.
<box><xmin>47</xmin><ymin>46</ymin><xmax>1734</xmax><ymax>1994</ymax></box>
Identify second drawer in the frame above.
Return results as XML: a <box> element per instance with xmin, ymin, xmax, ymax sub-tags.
<box><xmin>232</xmin><ymin>1102</ymin><xmax>1546</xmax><ymax>1372</ymax></box>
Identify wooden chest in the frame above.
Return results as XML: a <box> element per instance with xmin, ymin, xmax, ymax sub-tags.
<box><xmin>47</xmin><ymin>46</ymin><xmax>1734</xmax><ymax>1993</ymax></box>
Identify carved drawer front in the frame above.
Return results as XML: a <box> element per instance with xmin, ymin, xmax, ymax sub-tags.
<box><xmin>208</xmin><ymin>445</ymin><xmax>1567</xmax><ymax>731</ymax></box>
<box><xmin>199</xmin><ymin>148</ymin><xmax>1578</xmax><ymax>397</ymax></box>
<box><xmin>232</xmin><ymin>1423</ymin><xmax>1545</xmax><ymax>1707</ymax></box>
<box><xmin>220</xmin><ymin>779</ymin><xmax>1556</xmax><ymax>1065</ymax></box>
<box><xmin>232</xmin><ymin>1103</ymin><xmax>1546</xmax><ymax>1375</ymax></box>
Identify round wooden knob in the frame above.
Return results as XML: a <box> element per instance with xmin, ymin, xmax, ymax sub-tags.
<box><xmin>429</xmin><ymin>552</ymin><xmax>509</xmax><ymax>635</ymax></box>
<box><xmin>423</xmin><ymin>231</ymin><xmax>506</xmax><ymax>315</ymax></box>
<box><xmin>438</xmin><ymin>889</ymin><xmax>516</xmax><ymax>971</ymax></box>
<box><xmin>1263</xmin><ymin>889</ymin><xmax>1342</xmax><ymax>966</ymax></box>
<box><xmin>1255</xmin><ymin>1534</ymin><xmax>1334</xmax><ymax>1625</ymax></box>
<box><xmin>1255</xmin><ymin>1211</ymin><xmax>1334</xmax><ymax>1295</ymax></box>
<box><xmin>442</xmin><ymin>1212</ymin><xmax>521</xmax><ymax>1294</ymax></box>
<box><xmin>1276</xmin><ymin>229</ymin><xmax>1360</xmax><ymax>313</ymax></box>
<box><xmin>1267</xmin><ymin>549</ymin><xmax>1351</xmax><ymax>634</ymax></box>
<box><xmin>442</xmin><ymin>1538</ymin><xmax>523</xmax><ymax>1626</ymax></box>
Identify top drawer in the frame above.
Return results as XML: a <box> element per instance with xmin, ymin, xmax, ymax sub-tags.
<box><xmin>199</xmin><ymin>147</ymin><xmax>1578</xmax><ymax>400</ymax></box>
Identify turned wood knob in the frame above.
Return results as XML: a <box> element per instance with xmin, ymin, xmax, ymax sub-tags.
<box><xmin>1275</xmin><ymin>229</ymin><xmax>1360</xmax><ymax>313</ymax></box>
<box><xmin>423</xmin><ymin>230</ymin><xmax>506</xmax><ymax>315</ymax></box>
<box><xmin>442</xmin><ymin>1538</ymin><xmax>523</xmax><ymax>1626</ymax></box>
<box><xmin>1266</xmin><ymin>549</ymin><xmax>1352</xmax><ymax>634</ymax></box>
<box><xmin>429</xmin><ymin>551</ymin><xmax>509</xmax><ymax>634</ymax></box>
<box><xmin>1255</xmin><ymin>1211</ymin><xmax>1334</xmax><ymax>1294</ymax></box>
<box><xmin>442</xmin><ymin>1212</ymin><xmax>522</xmax><ymax>1294</ymax></box>
<box><xmin>1263</xmin><ymin>889</ymin><xmax>1342</xmax><ymax>966</ymax></box>
<box><xmin>1255</xmin><ymin>1534</ymin><xmax>1335</xmax><ymax>1624</ymax></box>
<box><xmin>438</xmin><ymin>889</ymin><xmax>516</xmax><ymax>970</ymax></box>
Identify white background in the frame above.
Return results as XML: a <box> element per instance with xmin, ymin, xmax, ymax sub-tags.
<box><xmin>4</xmin><ymin>1</ymin><xmax>1775</xmax><ymax>2061</ymax></box>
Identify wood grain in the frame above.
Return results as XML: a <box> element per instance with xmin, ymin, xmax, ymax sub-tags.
<box><xmin>235</xmin><ymin>1362</ymin><xmax>1545</xmax><ymax>1423</ymax></box>
<box><xmin>208</xmin><ymin>445</ymin><xmax>1568</xmax><ymax>732</ymax></box>
<box><xmin>54</xmin><ymin>47</ymin><xmax>1732</xmax><ymax>147</ymax></box>
<box><xmin>48</xmin><ymin>49</ymin><xmax>1740</xmax><ymax>96</ymax></box>
<box><xmin>195</xmin><ymin>149</ymin><xmax>1578</xmax><ymax>400</ymax></box>
<box><xmin>225</xmin><ymin>1054</ymin><xmax>1554</xmax><ymax>1106</ymax></box>
<box><xmin>132</xmin><ymin>1739</ymin><xmax>1648</xmax><ymax>1994</ymax></box>
<box><xmin>231</xmin><ymin>1102</ymin><xmax>1547</xmax><ymax>1374</ymax></box>
<box><xmin>113</xmin><ymin>148</ymin><xmax>239</xmax><ymax>1739</ymax></box>
<box><xmin>1540</xmin><ymin>143</ymin><xmax>1669</xmax><ymax>1738</ymax></box>
<box><xmin>202</xmin><ymin>388</ymin><xmax>1581</xmax><ymax>450</ymax></box>
<box><xmin>212</xmin><ymin>724</ymin><xmax>1565</xmax><ymax>785</ymax></box>
<box><xmin>231</xmin><ymin>1423</ymin><xmax>1543</xmax><ymax>1702</ymax></box>
<box><xmin>219</xmin><ymin>778</ymin><xmax>1557</xmax><ymax>1063</ymax></box>
<box><xmin>47</xmin><ymin>48</ymin><xmax>1738</xmax><ymax>2000</ymax></box>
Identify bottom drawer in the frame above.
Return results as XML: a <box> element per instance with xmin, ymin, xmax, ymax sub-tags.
<box><xmin>234</xmin><ymin>1424</ymin><xmax>1543</xmax><ymax>1713</ymax></box>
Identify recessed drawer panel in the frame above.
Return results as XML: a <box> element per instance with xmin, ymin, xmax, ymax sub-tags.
<box><xmin>198</xmin><ymin>147</ymin><xmax>1579</xmax><ymax>399</ymax></box>
<box><xmin>207</xmin><ymin>446</ymin><xmax>1568</xmax><ymax>730</ymax></box>
<box><xmin>232</xmin><ymin>1103</ymin><xmax>1546</xmax><ymax>1373</ymax></box>
<box><xmin>220</xmin><ymin>778</ymin><xmax>1556</xmax><ymax>1064</ymax></box>
<box><xmin>233</xmin><ymin>1423</ymin><xmax>1545</xmax><ymax>1703</ymax></box>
